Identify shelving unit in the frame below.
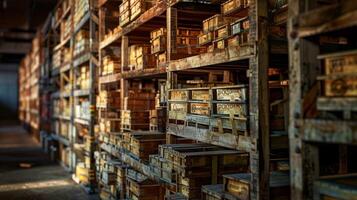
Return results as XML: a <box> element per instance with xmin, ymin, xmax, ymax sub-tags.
<box><xmin>48</xmin><ymin>0</ymin><xmax>99</xmax><ymax>191</ymax></box>
<box><xmin>95</xmin><ymin>0</ymin><xmax>290</xmax><ymax>199</ymax></box>
<box><xmin>18</xmin><ymin>31</ymin><xmax>43</xmax><ymax>141</ymax></box>
<box><xmin>288</xmin><ymin>0</ymin><xmax>357</xmax><ymax>199</ymax></box>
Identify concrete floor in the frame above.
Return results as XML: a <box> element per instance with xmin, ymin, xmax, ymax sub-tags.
<box><xmin>0</xmin><ymin>121</ymin><xmax>99</xmax><ymax>200</ymax></box>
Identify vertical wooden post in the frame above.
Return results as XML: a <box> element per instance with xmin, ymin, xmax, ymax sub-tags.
<box><xmin>121</xmin><ymin>36</ymin><xmax>129</xmax><ymax>111</ymax></box>
<box><xmin>249</xmin><ymin>0</ymin><xmax>270</xmax><ymax>199</ymax></box>
<box><xmin>288</xmin><ymin>0</ymin><xmax>320</xmax><ymax>199</ymax></box>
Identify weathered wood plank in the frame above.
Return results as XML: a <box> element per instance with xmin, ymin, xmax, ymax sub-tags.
<box><xmin>298</xmin><ymin>0</ymin><xmax>357</xmax><ymax>37</ymax></box>
<box><xmin>168</xmin><ymin>45</ymin><xmax>254</xmax><ymax>71</ymax></box>
<box><xmin>302</xmin><ymin>119</ymin><xmax>357</xmax><ymax>144</ymax></box>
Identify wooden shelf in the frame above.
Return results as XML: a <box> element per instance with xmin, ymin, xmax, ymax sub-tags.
<box><xmin>297</xmin><ymin>1</ymin><xmax>357</xmax><ymax>38</ymax></box>
<box><xmin>317</xmin><ymin>97</ymin><xmax>357</xmax><ymax>112</ymax></box>
<box><xmin>167</xmin><ymin>124</ymin><xmax>254</xmax><ymax>152</ymax></box>
<box><xmin>74</xmin><ymin>117</ymin><xmax>90</xmax><ymax>126</ymax></box>
<box><xmin>98</xmin><ymin>73</ymin><xmax>122</xmax><ymax>84</ymax></box>
<box><xmin>315</xmin><ymin>174</ymin><xmax>357</xmax><ymax>200</ymax></box>
<box><xmin>73</xmin><ymin>89</ymin><xmax>90</xmax><ymax>97</ymax></box>
<box><xmin>99</xmin><ymin>30</ymin><xmax>122</xmax><ymax>50</ymax></box>
<box><xmin>302</xmin><ymin>119</ymin><xmax>357</xmax><ymax>144</ymax></box>
<box><xmin>121</xmin><ymin>66</ymin><xmax>167</xmax><ymax>79</ymax></box>
<box><xmin>168</xmin><ymin>45</ymin><xmax>254</xmax><ymax>71</ymax></box>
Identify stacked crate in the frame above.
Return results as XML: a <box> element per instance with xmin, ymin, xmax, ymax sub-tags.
<box><xmin>149</xmin><ymin>143</ymin><xmax>249</xmax><ymax>199</ymax></box>
<box><xmin>150</xmin><ymin>28</ymin><xmax>166</xmax><ymax>66</ymax></box>
<box><xmin>74</xmin><ymin>0</ymin><xmax>90</xmax><ymax>25</ymax></box>
<box><xmin>96</xmin><ymin>90</ymin><xmax>121</xmax><ymax>109</ymax></box>
<box><xmin>76</xmin><ymin>66</ymin><xmax>90</xmax><ymax>90</ymax></box>
<box><xmin>198</xmin><ymin>0</ymin><xmax>250</xmax><ymax>51</ymax></box>
<box><xmin>121</xmin><ymin>89</ymin><xmax>156</xmax><ymax>131</ymax></box>
<box><xmin>75</xmin><ymin>98</ymin><xmax>91</xmax><ymax>120</ymax></box>
<box><xmin>74</xmin><ymin>30</ymin><xmax>90</xmax><ymax>57</ymax></box>
<box><xmin>149</xmin><ymin>107</ymin><xmax>166</xmax><ymax>132</ymax></box>
<box><xmin>126</xmin><ymin>169</ymin><xmax>163</xmax><ymax>200</ymax></box>
<box><xmin>168</xmin><ymin>85</ymin><xmax>248</xmax><ymax>136</ymax></box>
<box><xmin>95</xmin><ymin>153</ymin><xmax>129</xmax><ymax>199</ymax></box>
<box><xmin>101</xmin><ymin>56</ymin><xmax>121</xmax><ymax>75</ymax></box>
<box><xmin>119</xmin><ymin>0</ymin><xmax>155</xmax><ymax>27</ymax></box>
<box><xmin>150</xmin><ymin>27</ymin><xmax>204</xmax><ymax>66</ymax></box>
<box><xmin>127</xmin><ymin>44</ymin><xmax>155</xmax><ymax>71</ymax></box>
<box><xmin>124</xmin><ymin>131</ymin><xmax>166</xmax><ymax>162</ymax></box>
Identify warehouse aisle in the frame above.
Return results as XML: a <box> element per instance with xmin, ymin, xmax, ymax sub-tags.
<box><xmin>0</xmin><ymin>122</ymin><xmax>99</xmax><ymax>200</ymax></box>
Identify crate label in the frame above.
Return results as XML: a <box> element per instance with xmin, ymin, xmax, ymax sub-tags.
<box><xmin>216</xmin><ymin>88</ymin><xmax>246</xmax><ymax>101</ymax></box>
<box><xmin>191</xmin><ymin>90</ymin><xmax>210</xmax><ymax>101</ymax></box>
<box><xmin>190</xmin><ymin>103</ymin><xmax>210</xmax><ymax>115</ymax></box>
<box><xmin>216</xmin><ymin>104</ymin><xmax>246</xmax><ymax>117</ymax></box>
<box><xmin>170</xmin><ymin>90</ymin><xmax>188</xmax><ymax>101</ymax></box>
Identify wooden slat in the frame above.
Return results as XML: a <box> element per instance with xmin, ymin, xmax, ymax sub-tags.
<box><xmin>302</xmin><ymin>119</ymin><xmax>357</xmax><ymax>144</ymax></box>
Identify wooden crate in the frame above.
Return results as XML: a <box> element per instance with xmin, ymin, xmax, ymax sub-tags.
<box><xmin>189</xmin><ymin>102</ymin><xmax>210</xmax><ymax>116</ymax></box>
<box><xmin>215</xmin><ymin>24</ymin><xmax>231</xmax><ymax>40</ymax></box>
<box><xmin>221</xmin><ymin>0</ymin><xmax>249</xmax><ymax>15</ymax></box>
<box><xmin>214</xmin><ymin>38</ymin><xmax>228</xmax><ymax>50</ymax></box>
<box><xmin>168</xmin><ymin>102</ymin><xmax>187</xmax><ymax>121</ymax></box>
<box><xmin>190</xmin><ymin>88</ymin><xmax>210</xmax><ymax>101</ymax></box>
<box><xmin>102</xmin><ymin>56</ymin><xmax>121</xmax><ymax>75</ymax></box>
<box><xmin>151</xmin><ymin>36</ymin><xmax>166</xmax><ymax>54</ymax></box>
<box><xmin>203</xmin><ymin>14</ymin><xmax>235</xmax><ymax>33</ymax></box>
<box><xmin>135</xmin><ymin>55</ymin><xmax>156</xmax><ymax>70</ymax></box>
<box><xmin>129</xmin><ymin>131</ymin><xmax>166</xmax><ymax>162</ymax></box>
<box><xmin>151</xmin><ymin>28</ymin><xmax>166</xmax><ymax>40</ymax></box>
<box><xmin>227</xmin><ymin>35</ymin><xmax>240</xmax><ymax>47</ymax></box>
<box><xmin>149</xmin><ymin>107</ymin><xmax>167</xmax><ymax>132</ymax></box>
<box><xmin>231</xmin><ymin>17</ymin><xmax>249</xmax><ymax>36</ymax></box>
<box><xmin>198</xmin><ymin>32</ymin><xmax>214</xmax><ymax>46</ymax></box>
<box><xmin>160</xmin><ymin>144</ymin><xmax>249</xmax><ymax>177</ymax></box>
<box><xmin>156</xmin><ymin>52</ymin><xmax>167</xmax><ymax>66</ymax></box>
<box><xmin>202</xmin><ymin>184</ymin><xmax>224</xmax><ymax>200</ymax></box>
<box><xmin>99</xmin><ymin>119</ymin><xmax>121</xmax><ymax>133</ymax></box>
<box><xmin>130</xmin><ymin>0</ymin><xmax>153</xmax><ymax>21</ymax></box>
<box><xmin>318</xmin><ymin>50</ymin><xmax>357</xmax><ymax>97</ymax></box>
<box><xmin>126</xmin><ymin>172</ymin><xmax>162</xmax><ymax>200</ymax></box>
<box><xmin>157</xmin><ymin>144</ymin><xmax>249</xmax><ymax>199</ymax></box>
<box><xmin>169</xmin><ymin>89</ymin><xmax>188</xmax><ymax>101</ymax></box>
<box><xmin>212</xmin><ymin>85</ymin><xmax>248</xmax><ymax>118</ymax></box>
<box><xmin>121</xmin><ymin>110</ymin><xmax>150</xmax><ymax>131</ymax></box>
<box><xmin>119</xmin><ymin>7</ymin><xmax>130</xmax><ymax>27</ymax></box>
<box><xmin>223</xmin><ymin>173</ymin><xmax>250</xmax><ymax>200</ymax></box>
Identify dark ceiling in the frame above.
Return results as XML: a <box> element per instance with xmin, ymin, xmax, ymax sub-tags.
<box><xmin>0</xmin><ymin>0</ymin><xmax>57</xmax><ymax>64</ymax></box>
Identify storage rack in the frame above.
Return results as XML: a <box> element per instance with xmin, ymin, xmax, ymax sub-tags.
<box><xmin>95</xmin><ymin>0</ymin><xmax>291</xmax><ymax>199</ymax></box>
<box><xmin>288</xmin><ymin>0</ymin><xmax>357</xmax><ymax>199</ymax></box>
<box><xmin>18</xmin><ymin>31</ymin><xmax>43</xmax><ymax>141</ymax></box>
<box><xmin>48</xmin><ymin>0</ymin><xmax>99</xmax><ymax>191</ymax></box>
<box><xmin>50</xmin><ymin>0</ymin><xmax>75</xmax><ymax>172</ymax></box>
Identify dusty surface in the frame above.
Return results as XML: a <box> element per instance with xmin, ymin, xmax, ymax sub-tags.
<box><xmin>0</xmin><ymin>122</ymin><xmax>99</xmax><ymax>200</ymax></box>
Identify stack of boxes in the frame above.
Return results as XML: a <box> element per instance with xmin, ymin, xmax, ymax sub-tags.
<box><xmin>119</xmin><ymin>0</ymin><xmax>155</xmax><ymax>27</ymax></box>
<box><xmin>150</xmin><ymin>27</ymin><xmax>204</xmax><ymax>66</ymax></box>
<box><xmin>127</xmin><ymin>44</ymin><xmax>155</xmax><ymax>71</ymax></box>
<box><xmin>198</xmin><ymin>0</ymin><xmax>250</xmax><ymax>51</ymax></box>
<box><xmin>149</xmin><ymin>143</ymin><xmax>250</xmax><ymax>199</ymax></box>
<box><xmin>74</xmin><ymin>30</ymin><xmax>90</xmax><ymax>57</ymax></box>
<box><xmin>101</xmin><ymin>56</ymin><xmax>121</xmax><ymax>75</ymax></box>
<box><xmin>74</xmin><ymin>0</ymin><xmax>90</xmax><ymax>25</ymax></box>
<box><xmin>150</xmin><ymin>28</ymin><xmax>166</xmax><ymax>67</ymax></box>
<box><xmin>121</xmin><ymin>89</ymin><xmax>156</xmax><ymax>131</ymax></box>
<box><xmin>77</xmin><ymin>66</ymin><xmax>90</xmax><ymax>90</ymax></box>
<box><xmin>96</xmin><ymin>90</ymin><xmax>121</xmax><ymax>109</ymax></box>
